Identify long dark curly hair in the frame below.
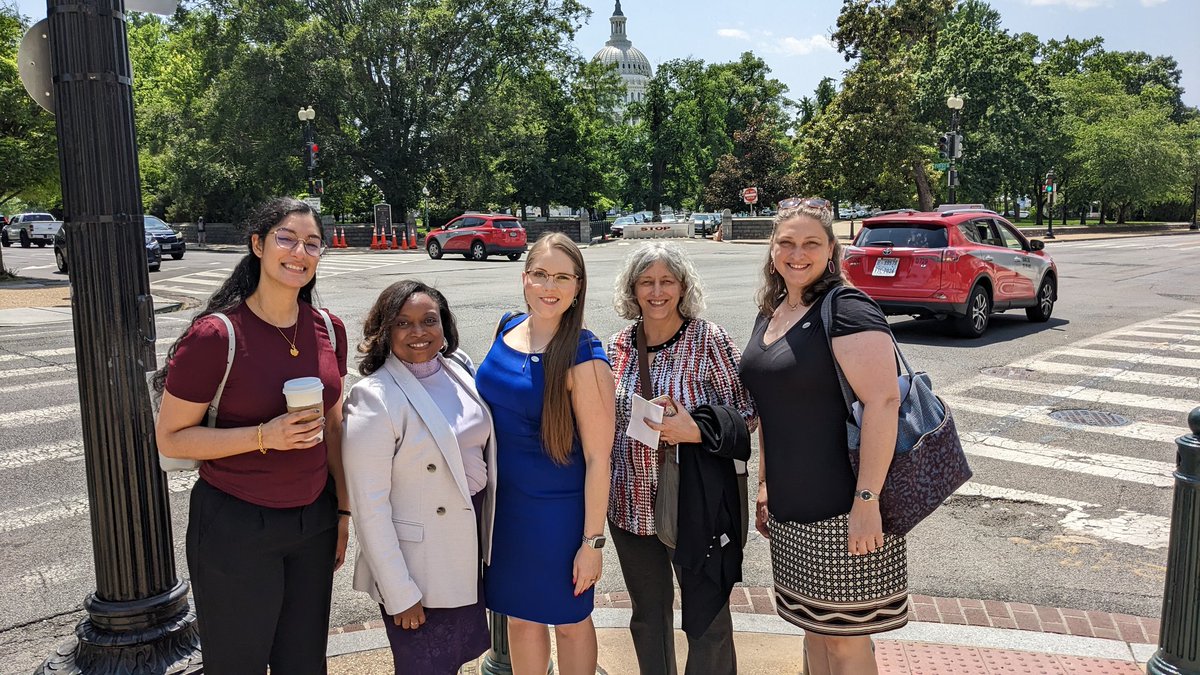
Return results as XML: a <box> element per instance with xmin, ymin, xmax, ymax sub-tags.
<box><xmin>151</xmin><ymin>197</ymin><xmax>323</xmax><ymax>393</ymax></box>
<box><xmin>357</xmin><ymin>280</ymin><xmax>460</xmax><ymax>377</ymax></box>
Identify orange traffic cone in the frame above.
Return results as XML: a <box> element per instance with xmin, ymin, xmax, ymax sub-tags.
<box><xmin>408</xmin><ymin>229</ymin><xmax>417</xmax><ymax>250</ymax></box>
<box><xmin>338</xmin><ymin>227</ymin><xmax>347</xmax><ymax>248</ymax></box>
<box><xmin>332</xmin><ymin>227</ymin><xmax>341</xmax><ymax>248</ymax></box>
<box><xmin>390</xmin><ymin>229</ymin><xmax>399</xmax><ymax>250</ymax></box>
<box><xmin>400</xmin><ymin>228</ymin><xmax>409</xmax><ymax>250</ymax></box>
<box><xmin>370</xmin><ymin>226</ymin><xmax>380</xmax><ymax>250</ymax></box>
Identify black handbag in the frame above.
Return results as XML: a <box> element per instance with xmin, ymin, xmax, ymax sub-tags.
<box><xmin>820</xmin><ymin>286</ymin><xmax>972</xmax><ymax>535</ymax></box>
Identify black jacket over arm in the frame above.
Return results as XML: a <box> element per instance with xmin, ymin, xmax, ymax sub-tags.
<box><xmin>672</xmin><ymin>403</ymin><xmax>751</xmax><ymax>638</ymax></box>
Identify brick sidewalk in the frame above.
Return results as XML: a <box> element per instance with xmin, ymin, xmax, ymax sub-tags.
<box><xmin>875</xmin><ymin>642</ymin><xmax>1145</xmax><ymax>674</ymax></box>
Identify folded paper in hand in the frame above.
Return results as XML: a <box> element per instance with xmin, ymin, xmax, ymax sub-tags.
<box><xmin>627</xmin><ymin>393</ymin><xmax>664</xmax><ymax>448</ymax></box>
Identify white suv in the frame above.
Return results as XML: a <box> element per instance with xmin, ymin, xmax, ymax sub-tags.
<box><xmin>2</xmin><ymin>213</ymin><xmax>61</xmax><ymax>248</ymax></box>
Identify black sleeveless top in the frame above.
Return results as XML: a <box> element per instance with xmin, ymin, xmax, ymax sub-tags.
<box><xmin>738</xmin><ymin>286</ymin><xmax>891</xmax><ymax>524</ymax></box>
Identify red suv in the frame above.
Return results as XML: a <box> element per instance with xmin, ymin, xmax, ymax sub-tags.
<box><xmin>842</xmin><ymin>208</ymin><xmax>1057</xmax><ymax>337</ymax></box>
<box><xmin>426</xmin><ymin>214</ymin><xmax>528</xmax><ymax>261</ymax></box>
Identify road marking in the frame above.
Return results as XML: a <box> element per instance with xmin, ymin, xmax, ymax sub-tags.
<box><xmin>973</xmin><ymin>376</ymin><xmax>1198</xmax><ymax>413</ymax></box>
<box><xmin>953</xmin><ymin>483</ymin><xmax>1168</xmax><ymax>550</ymax></box>
<box><xmin>0</xmin><ymin>338</ymin><xmax>176</xmax><ymax>363</ymax></box>
<box><xmin>0</xmin><ymin>404</ymin><xmax>80</xmax><ymax>429</ymax></box>
<box><xmin>20</xmin><ymin>560</ymin><xmax>88</xmax><ymax>590</ymax></box>
<box><xmin>1121</xmin><ymin>330</ymin><xmax>1200</xmax><ymax>341</ymax></box>
<box><xmin>0</xmin><ymin>440</ymin><xmax>84</xmax><ymax>470</ymax></box>
<box><xmin>960</xmin><ymin>433</ymin><xmax>1173</xmax><ymax>487</ymax></box>
<box><xmin>1137</xmin><ymin>323</ymin><xmax>1200</xmax><ymax>333</ymax></box>
<box><xmin>1055</xmin><ymin>347</ymin><xmax>1200</xmax><ymax>370</ymax></box>
<box><xmin>1177</xmin><ymin>245</ymin><xmax>1200</xmax><ymax>251</ymax></box>
<box><xmin>943</xmin><ymin>395</ymin><xmax>1181</xmax><ymax>444</ymax></box>
<box><xmin>1087</xmin><ymin>337</ymin><xmax>1200</xmax><ymax>354</ymax></box>
<box><xmin>0</xmin><ymin>378</ymin><xmax>74</xmax><ymax>395</ymax></box>
<box><xmin>0</xmin><ymin>472</ymin><xmax>196</xmax><ymax>534</ymax></box>
<box><xmin>1013</xmin><ymin>360</ymin><xmax>1199</xmax><ymax>391</ymax></box>
<box><xmin>162</xmin><ymin>276</ymin><xmax>221</xmax><ymax>286</ymax></box>
<box><xmin>0</xmin><ymin>364</ymin><xmax>75</xmax><ymax>380</ymax></box>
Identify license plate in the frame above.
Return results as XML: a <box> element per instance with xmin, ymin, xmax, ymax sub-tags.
<box><xmin>509</xmin><ymin>231</ymin><xmax>516</xmax><ymax>237</ymax></box>
<box><xmin>872</xmin><ymin>258</ymin><xmax>899</xmax><ymax>277</ymax></box>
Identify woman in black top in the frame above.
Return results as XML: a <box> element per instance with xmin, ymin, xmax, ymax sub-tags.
<box><xmin>739</xmin><ymin>198</ymin><xmax>908</xmax><ymax>675</ymax></box>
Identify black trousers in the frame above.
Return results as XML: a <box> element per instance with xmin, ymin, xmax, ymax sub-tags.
<box><xmin>186</xmin><ymin>477</ymin><xmax>338</xmax><ymax>675</ymax></box>
<box><xmin>609</xmin><ymin>521</ymin><xmax>737</xmax><ymax>675</ymax></box>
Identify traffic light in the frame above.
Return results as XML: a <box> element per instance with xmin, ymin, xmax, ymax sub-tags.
<box><xmin>307</xmin><ymin>142</ymin><xmax>319</xmax><ymax>170</ymax></box>
<box><xmin>313</xmin><ymin>179</ymin><xmax>324</xmax><ymax>195</ymax></box>
<box><xmin>937</xmin><ymin>133</ymin><xmax>950</xmax><ymax>159</ymax></box>
<box><xmin>953</xmin><ymin>133</ymin><xmax>963</xmax><ymax>159</ymax></box>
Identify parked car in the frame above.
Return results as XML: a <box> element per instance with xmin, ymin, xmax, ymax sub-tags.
<box><xmin>54</xmin><ymin>227</ymin><xmax>161</xmax><ymax>273</ymax></box>
<box><xmin>144</xmin><ymin>215</ymin><xmax>187</xmax><ymax>260</ymax></box>
<box><xmin>425</xmin><ymin>213</ymin><xmax>528</xmax><ymax>261</ymax></box>
<box><xmin>842</xmin><ymin>207</ymin><xmax>1057</xmax><ymax>338</ymax></box>
<box><xmin>691</xmin><ymin>213</ymin><xmax>720</xmax><ymax>236</ymax></box>
<box><xmin>2</xmin><ymin>213</ymin><xmax>61</xmax><ymax>248</ymax></box>
<box><xmin>611</xmin><ymin>215</ymin><xmax>637</xmax><ymax>238</ymax></box>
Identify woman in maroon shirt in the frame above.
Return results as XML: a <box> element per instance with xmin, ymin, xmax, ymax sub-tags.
<box><xmin>153</xmin><ymin>197</ymin><xmax>350</xmax><ymax>674</ymax></box>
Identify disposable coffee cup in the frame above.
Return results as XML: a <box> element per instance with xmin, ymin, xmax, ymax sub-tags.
<box><xmin>283</xmin><ymin>377</ymin><xmax>325</xmax><ymax>442</ymax></box>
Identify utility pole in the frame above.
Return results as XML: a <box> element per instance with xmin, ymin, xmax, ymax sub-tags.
<box><xmin>946</xmin><ymin>94</ymin><xmax>964</xmax><ymax>204</ymax></box>
<box><xmin>35</xmin><ymin>0</ymin><xmax>202</xmax><ymax>669</ymax></box>
<box><xmin>1044</xmin><ymin>170</ymin><xmax>1057</xmax><ymax>239</ymax></box>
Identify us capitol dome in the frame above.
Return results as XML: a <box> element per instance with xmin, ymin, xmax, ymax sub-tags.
<box><xmin>592</xmin><ymin>1</ymin><xmax>652</xmax><ymax>106</ymax></box>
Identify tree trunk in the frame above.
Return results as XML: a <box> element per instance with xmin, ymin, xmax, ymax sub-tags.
<box><xmin>913</xmin><ymin>161</ymin><xmax>933</xmax><ymax>211</ymax></box>
<box><xmin>1098</xmin><ymin>199</ymin><xmax>1107</xmax><ymax>224</ymax></box>
<box><xmin>1117</xmin><ymin>202</ymin><xmax>1128</xmax><ymax>224</ymax></box>
<box><xmin>1003</xmin><ymin>193</ymin><xmax>1009</xmax><ymax>217</ymax></box>
<box><xmin>540</xmin><ymin>200</ymin><xmax>551</xmax><ymax>219</ymax></box>
<box><xmin>1192</xmin><ymin>181</ymin><xmax>1198</xmax><ymax>225</ymax></box>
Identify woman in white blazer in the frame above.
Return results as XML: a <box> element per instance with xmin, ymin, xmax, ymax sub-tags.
<box><xmin>343</xmin><ymin>280</ymin><xmax>497</xmax><ymax>674</ymax></box>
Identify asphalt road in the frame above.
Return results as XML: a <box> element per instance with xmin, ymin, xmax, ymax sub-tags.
<box><xmin>1</xmin><ymin>232</ymin><xmax>1198</xmax><ymax>671</ymax></box>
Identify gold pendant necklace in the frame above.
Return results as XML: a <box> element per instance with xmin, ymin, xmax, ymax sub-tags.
<box><xmin>255</xmin><ymin>298</ymin><xmax>300</xmax><ymax>357</ymax></box>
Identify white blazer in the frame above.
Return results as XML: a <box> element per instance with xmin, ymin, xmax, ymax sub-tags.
<box><xmin>342</xmin><ymin>351</ymin><xmax>497</xmax><ymax>614</ymax></box>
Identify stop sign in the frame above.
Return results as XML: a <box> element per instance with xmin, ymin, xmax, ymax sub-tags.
<box><xmin>741</xmin><ymin>187</ymin><xmax>759</xmax><ymax>204</ymax></box>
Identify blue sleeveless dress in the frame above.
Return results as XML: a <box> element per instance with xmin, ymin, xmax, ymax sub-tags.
<box><xmin>477</xmin><ymin>315</ymin><xmax>608</xmax><ymax>625</ymax></box>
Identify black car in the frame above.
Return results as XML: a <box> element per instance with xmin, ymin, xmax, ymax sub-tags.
<box><xmin>144</xmin><ymin>215</ymin><xmax>186</xmax><ymax>260</ymax></box>
<box><xmin>54</xmin><ymin>226</ymin><xmax>161</xmax><ymax>273</ymax></box>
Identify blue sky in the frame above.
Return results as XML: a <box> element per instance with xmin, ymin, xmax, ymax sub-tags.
<box><xmin>573</xmin><ymin>0</ymin><xmax>1199</xmax><ymax>108</ymax></box>
<box><xmin>10</xmin><ymin>0</ymin><xmax>1197</xmax><ymax>108</ymax></box>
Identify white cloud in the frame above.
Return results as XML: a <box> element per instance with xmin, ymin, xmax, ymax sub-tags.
<box><xmin>774</xmin><ymin>35</ymin><xmax>836</xmax><ymax>56</ymax></box>
<box><xmin>1140</xmin><ymin>0</ymin><xmax>1167</xmax><ymax>6</ymax></box>
<box><xmin>716</xmin><ymin>28</ymin><xmax>750</xmax><ymax>40</ymax></box>
<box><xmin>1023</xmin><ymin>0</ymin><xmax>1111</xmax><ymax>9</ymax></box>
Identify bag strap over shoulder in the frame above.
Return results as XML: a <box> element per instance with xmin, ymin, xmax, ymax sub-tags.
<box><xmin>207</xmin><ymin>312</ymin><xmax>236</xmax><ymax>429</ymax></box>
<box><xmin>493</xmin><ymin>310</ymin><xmax>525</xmax><ymax>340</ymax></box>
<box><xmin>636</xmin><ymin>321</ymin><xmax>654</xmax><ymax>401</ymax></box>
<box><xmin>316</xmin><ymin>307</ymin><xmax>336</xmax><ymax>352</ymax></box>
<box><xmin>820</xmin><ymin>286</ymin><xmax>916</xmax><ymax>418</ymax></box>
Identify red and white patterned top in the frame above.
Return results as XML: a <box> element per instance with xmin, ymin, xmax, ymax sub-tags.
<box><xmin>606</xmin><ymin>318</ymin><xmax>758</xmax><ymax>536</ymax></box>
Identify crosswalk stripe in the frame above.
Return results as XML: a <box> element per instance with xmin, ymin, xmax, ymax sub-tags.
<box><xmin>960</xmin><ymin>433</ymin><xmax>1173</xmax><ymax>487</ymax></box>
<box><xmin>0</xmin><ymin>440</ymin><xmax>83</xmax><ymax>471</ymax></box>
<box><xmin>1013</xmin><ymin>360</ymin><xmax>1199</xmax><ymax>390</ymax></box>
<box><xmin>1121</xmin><ymin>330</ymin><xmax>1200</xmax><ymax>342</ymax></box>
<box><xmin>0</xmin><ymin>378</ymin><xmax>74</xmax><ymax>395</ymax></box>
<box><xmin>161</xmin><ymin>276</ymin><xmax>221</xmax><ymax>287</ymax></box>
<box><xmin>0</xmin><ymin>404</ymin><xmax>80</xmax><ymax>429</ymax></box>
<box><xmin>1137</xmin><ymin>323</ymin><xmax>1199</xmax><ymax>334</ymax></box>
<box><xmin>1177</xmin><ymin>245</ymin><xmax>1200</xmax><ymax>251</ymax></box>
<box><xmin>0</xmin><ymin>364</ymin><xmax>74</xmax><ymax>380</ymax></box>
<box><xmin>0</xmin><ymin>338</ymin><xmax>175</xmax><ymax>363</ymax></box>
<box><xmin>944</xmin><ymin>395</ymin><xmax>1181</xmax><ymax>444</ymax></box>
<box><xmin>973</xmin><ymin>376</ymin><xmax>1198</xmax><ymax>413</ymax></box>
<box><xmin>1088</xmin><ymin>338</ymin><xmax>1200</xmax><ymax>354</ymax></box>
<box><xmin>1056</xmin><ymin>347</ymin><xmax>1200</xmax><ymax>370</ymax></box>
<box><xmin>954</xmin><ymin>482</ymin><xmax>1168</xmax><ymax>550</ymax></box>
<box><xmin>0</xmin><ymin>472</ymin><xmax>196</xmax><ymax>534</ymax></box>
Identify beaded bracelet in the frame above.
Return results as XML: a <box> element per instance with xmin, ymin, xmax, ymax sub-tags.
<box><xmin>257</xmin><ymin>423</ymin><xmax>266</xmax><ymax>454</ymax></box>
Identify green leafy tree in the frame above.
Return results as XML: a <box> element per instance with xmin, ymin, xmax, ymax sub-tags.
<box><xmin>703</xmin><ymin>110</ymin><xmax>797</xmax><ymax>212</ymax></box>
<box><xmin>1</xmin><ymin>7</ymin><xmax>60</xmax><ymax>209</ymax></box>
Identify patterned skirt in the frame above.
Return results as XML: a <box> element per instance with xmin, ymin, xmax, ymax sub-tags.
<box><xmin>768</xmin><ymin>512</ymin><xmax>909</xmax><ymax>636</ymax></box>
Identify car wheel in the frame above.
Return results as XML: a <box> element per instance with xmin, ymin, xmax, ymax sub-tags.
<box><xmin>470</xmin><ymin>241</ymin><xmax>488</xmax><ymax>261</ymax></box>
<box><xmin>507</xmin><ymin>252</ymin><xmax>522</xmax><ymax>261</ymax></box>
<box><xmin>1</xmin><ymin>231</ymin><xmax>9</xmax><ymax>247</ymax></box>
<box><xmin>19</xmin><ymin>230</ymin><xmax>31</xmax><ymax>247</ymax></box>
<box><xmin>171</xmin><ymin>252</ymin><xmax>184</xmax><ymax>260</ymax></box>
<box><xmin>149</xmin><ymin>263</ymin><xmax>160</xmax><ymax>272</ymax></box>
<box><xmin>426</xmin><ymin>240</ymin><xmax>443</xmax><ymax>259</ymax></box>
<box><xmin>954</xmin><ymin>285</ymin><xmax>991</xmax><ymax>338</ymax></box>
<box><xmin>55</xmin><ymin>248</ymin><xmax>67</xmax><ymax>273</ymax></box>
<box><xmin>1026</xmin><ymin>277</ymin><xmax>1055</xmax><ymax>322</ymax></box>
<box><xmin>36</xmin><ymin>240</ymin><xmax>46</xmax><ymax>247</ymax></box>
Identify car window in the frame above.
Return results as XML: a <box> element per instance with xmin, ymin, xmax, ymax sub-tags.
<box><xmin>957</xmin><ymin>222</ymin><xmax>982</xmax><ymax>244</ymax></box>
<box><xmin>974</xmin><ymin>219</ymin><xmax>1004</xmax><ymax>247</ymax></box>
<box><xmin>492</xmin><ymin>219</ymin><xmax>522</xmax><ymax>229</ymax></box>
<box><xmin>26</xmin><ymin>214</ymin><xmax>53</xmax><ymax>222</ymax></box>
<box><xmin>995</xmin><ymin>220</ymin><xmax>1027</xmax><ymax>251</ymax></box>
<box><xmin>461</xmin><ymin>217</ymin><xmax>485</xmax><ymax>228</ymax></box>
<box><xmin>857</xmin><ymin>223</ymin><xmax>948</xmax><ymax>248</ymax></box>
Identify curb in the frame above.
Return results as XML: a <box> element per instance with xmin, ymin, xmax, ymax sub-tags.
<box><xmin>0</xmin><ymin>294</ymin><xmax>181</xmax><ymax>327</ymax></box>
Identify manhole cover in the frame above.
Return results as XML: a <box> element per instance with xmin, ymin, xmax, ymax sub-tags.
<box><xmin>981</xmin><ymin>366</ymin><xmax>1038</xmax><ymax>380</ymax></box>
<box><xmin>1048</xmin><ymin>409</ymin><xmax>1131</xmax><ymax>427</ymax></box>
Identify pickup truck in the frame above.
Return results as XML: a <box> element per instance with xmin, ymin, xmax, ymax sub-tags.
<box><xmin>2</xmin><ymin>213</ymin><xmax>62</xmax><ymax>248</ymax></box>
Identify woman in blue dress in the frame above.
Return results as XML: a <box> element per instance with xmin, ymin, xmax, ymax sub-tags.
<box><xmin>476</xmin><ymin>232</ymin><xmax>616</xmax><ymax>675</ymax></box>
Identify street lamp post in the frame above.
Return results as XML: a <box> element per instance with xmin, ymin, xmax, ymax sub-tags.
<box><xmin>298</xmin><ymin>105</ymin><xmax>315</xmax><ymax>194</ymax></box>
<box><xmin>946</xmin><ymin>94</ymin><xmax>964</xmax><ymax>204</ymax></box>
<box><xmin>1044</xmin><ymin>170</ymin><xmax>1057</xmax><ymax>239</ymax></box>
<box><xmin>36</xmin><ymin>0</ymin><xmax>203</xmax><ymax>670</ymax></box>
<box><xmin>422</xmin><ymin>185</ymin><xmax>430</xmax><ymax>234</ymax></box>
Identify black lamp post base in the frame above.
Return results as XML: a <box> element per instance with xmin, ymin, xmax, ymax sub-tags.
<box><xmin>35</xmin><ymin>583</ymin><xmax>202</xmax><ymax>674</ymax></box>
<box><xmin>1044</xmin><ymin>230</ymin><xmax>1056</xmax><ymax>239</ymax></box>
<box><xmin>1146</xmin><ymin>651</ymin><xmax>1198</xmax><ymax>675</ymax></box>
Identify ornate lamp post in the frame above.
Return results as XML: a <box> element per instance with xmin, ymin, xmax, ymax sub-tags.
<box><xmin>422</xmin><ymin>185</ymin><xmax>430</xmax><ymax>233</ymax></box>
<box><xmin>1044</xmin><ymin>170</ymin><xmax>1057</xmax><ymax>239</ymax></box>
<box><xmin>946</xmin><ymin>94</ymin><xmax>964</xmax><ymax>204</ymax></box>
<box><xmin>298</xmin><ymin>105</ymin><xmax>316</xmax><ymax>194</ymax></box>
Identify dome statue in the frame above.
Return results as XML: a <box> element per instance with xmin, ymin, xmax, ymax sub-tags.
<box><xmin>592</xmin><ymin>1</ymin><xmax>653</xmax><ymax>108</ymax></box>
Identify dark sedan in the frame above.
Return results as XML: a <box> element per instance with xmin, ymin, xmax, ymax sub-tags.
<box><xmin>144</xmin><ymin>215</ymin><xmax>186</xmax><ymax>260</ymax></box>
<box><xmin>54</xmin><ymin>226</ymin><xmax>161</xmax><ymax>273</ymax></box>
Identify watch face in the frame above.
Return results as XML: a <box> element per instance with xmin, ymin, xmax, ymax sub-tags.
<box><xmin>591</xmin><ymin>536</ymin><xmax>607</xmax><ymax>549</ymax></box>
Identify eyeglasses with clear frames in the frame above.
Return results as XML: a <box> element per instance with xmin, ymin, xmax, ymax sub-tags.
<box><xmin>777</xmin><ymin>197</ymin><xmax>832</xmax><ymax>211</ymax></box>
<box><xmin>528</xmin><ymin>269</ymin><xmax>579</xmax><ymax>287</ymax></box>
<box><xmin>273</xmin><ymin>229</ymin><xmax>327</xmax><ymax>257</ymax></box>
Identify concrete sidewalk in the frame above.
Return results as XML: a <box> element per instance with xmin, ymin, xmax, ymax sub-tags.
<box><xmin>324</xmin><ymin>591</ymin><xmax>1159</xmax><ymax>673</ymax></box>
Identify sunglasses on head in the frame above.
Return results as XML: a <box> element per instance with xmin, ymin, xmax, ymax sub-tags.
<box><xmin>778</xmin><ymin>197</ymin><xmax>832</xmax><ymax>211</ymax></box>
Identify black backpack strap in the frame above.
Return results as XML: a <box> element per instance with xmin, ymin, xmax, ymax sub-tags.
<box><xmin>493</xmin><ymin>311</ymin><xmax>525</xmax><ymax>340</ymax></box>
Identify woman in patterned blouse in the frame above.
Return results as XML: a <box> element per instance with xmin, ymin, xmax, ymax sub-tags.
<box><xmin>606</xmin><ymin>241</ymin><xmax>757</xmax><ymax>675</ymax></box>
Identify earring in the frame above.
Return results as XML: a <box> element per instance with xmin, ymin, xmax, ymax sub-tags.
<box><xmin>827</xmin><ymin>259</ymin><xmax>837</xmax><ymax>274</ymax></box>
<box><xmin>572</xmin><ymin>297</ymin><xmax>578</xmax><ymax>307</ymax></box>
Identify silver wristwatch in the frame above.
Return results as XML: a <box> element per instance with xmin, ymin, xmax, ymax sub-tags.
<box><xmin>583</xmin><ymin>534</ymin><xmax>607</xmax><ymax>550</ymax></box>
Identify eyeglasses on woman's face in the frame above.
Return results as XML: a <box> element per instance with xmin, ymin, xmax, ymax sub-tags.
<box><xmin>778</xmin><ymin>197</ymin><xmax>832</xmax><ymax>211</ymax></box>
<box><xmin>272</xmin><ymin>228</ymin><xmax>327</xmax><ymax>257</ymax></box>
<box><xmin>527</xmin><ymin>269</ymin><xmax>579</xmax><ymax>287</ymax></box>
